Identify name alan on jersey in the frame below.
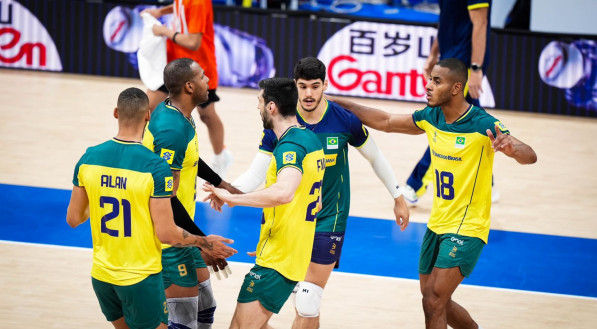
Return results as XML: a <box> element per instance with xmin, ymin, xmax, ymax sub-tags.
<box><xmin>101</xmin><ymin>174</ymin><xmax>127</xmax><ymax>190</ymax></box>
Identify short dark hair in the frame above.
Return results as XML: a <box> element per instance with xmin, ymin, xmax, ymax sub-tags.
<box><xmin>293</xmin><ymin>57</ymin><xmax>326</xmax><ymax>82</ymax></box>
<box><xmin>163</xmin><ymin>58</ymin><xmax>196</xmax><ymax>95</ymax></box>
<box><xmin>258</xmin><ymin>78</ymin><xmax>298</xmax><ymax>118</ymax></box>
<box><xmin>437</xmin><ymin>58</ymin><xmax>468</xmax><ymax>85</ymax></box>
<box><xmin>116</xmin><ymin>87</ymin><xmax>148</xmax><ymax>120</ymax></box>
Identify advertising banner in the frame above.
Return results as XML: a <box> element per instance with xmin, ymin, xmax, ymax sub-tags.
<box><xmin>3</xmin><ymin>0</ymin><xmax>596</xmax><ymax>118</ymax></box>
<box><xmin>0</xmin><ymin>0</ymin><xmax>62</xmax><ymax>71</ymax></box>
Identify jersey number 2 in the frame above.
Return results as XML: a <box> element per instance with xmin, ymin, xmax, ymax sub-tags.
<box><xmin>100</xmin><ymin>196</ymin><xmax>131</xmax><ymax>237</ymax></box>
<box><xmin>305</xmin><ymin>181</ymin><xmax>323</xmax><ymax>222</ymax></box>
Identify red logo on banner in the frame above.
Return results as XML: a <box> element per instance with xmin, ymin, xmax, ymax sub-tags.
<box><xmin>0</xmin><ymin>27</ymin><xmax>46</xmax><ymax>67</ymax></box>
<box><xmin>327</xmin><ymin>54</ymin><xmax>426</xmax><ymax>97</ymax></box>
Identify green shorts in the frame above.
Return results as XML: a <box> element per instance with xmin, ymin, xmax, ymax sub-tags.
<box><xmin>162</xmin><ymin>247</ymin><xmax>198</xmax><ymax>288</ymax></box>
<box><xmin>189</xmin><ymin>246</ymin><xmax>207</xmax><ymax>269</ymax></box>
<box><xmin>237</xmin><ymin>265</ymin><xmax>297</xmax><ymax>314</ymax></box>
<box><xmin>419</xmin><ymin>228</ymin><xmax>485</xmax><ymax>277</ymax></box>
<box><xmin>92</xmin><ymin>273</ymin><xmax>168</xmax><ymax>329</ymax></box>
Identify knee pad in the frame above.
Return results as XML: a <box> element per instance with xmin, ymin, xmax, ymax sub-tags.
<box><xmin>197</xmin><ymin>279</ymin><xmax>216</xmax><ymax>328</ymax></box>
<box><xmin>290</xmin><ymin>282</ymin><xmax>300</xmax><ymax>307</ymax></box>
<box><xmin>295</xmin><ymin>281</ymin><xmax>324</xmax><ymax>318</ymax></box>
<box><xmin>167</xmin><ymin>296</ymin><xmax>198</xmax><ymax>329</ymax></box>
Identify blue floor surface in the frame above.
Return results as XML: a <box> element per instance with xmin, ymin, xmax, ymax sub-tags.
<box><xmin>1</xmin><ymin>183</ymin><xmax>595</xmax><ymax>298</ymax></box>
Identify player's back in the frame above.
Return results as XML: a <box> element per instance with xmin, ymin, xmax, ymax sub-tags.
<box><xmin>256</xmin><ymin>127</ymin><xmax>325</xmax><ymax>281</ymax></box>
<box><xmin>143</xmin><ymin>101</ymin><xmax>199</xmax><ymax>218</ymax></box>
<box><xmin>74</xmin><ymin>138</ymin><xmax>173</xmax><ymax>285</ymax></box>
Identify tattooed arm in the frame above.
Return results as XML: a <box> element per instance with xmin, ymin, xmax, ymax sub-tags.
<box><xmin>149</xmin><ymin>197</ymin><xmax>238</xmax><ymax>259</ymax></box>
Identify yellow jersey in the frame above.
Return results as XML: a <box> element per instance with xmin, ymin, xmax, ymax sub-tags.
<box><xmin>73</xmin><ymin>138</ymin><xmax>173</xmax><ymax>285</ymax></box>
<box><xmin>256</xmin><ymin>126</ymin><xmax>325</xmax><ymax>281</ymax></box>
<box><xmin>413</xmin><ymin>105</ymin><xmax>509</xmax><ymax>243</ymax></box>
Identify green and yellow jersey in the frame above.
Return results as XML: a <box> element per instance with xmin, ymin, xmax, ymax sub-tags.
<box><xmin>143</xmin><ymin>99</ymin><xmax>199</xmax><ymax>221</ymax></box>
<box><xmin>259</xmin><ymin>100</ymin><xmax>369</xmax><ymax>233</ymax></box>
<box><xmin>413</xmin><ymin>105</ymin><xmax>508</xmax><ymax>243</ymax></box>
<box><xmin>73</xmin><ymin>138</ymin><xmax>173</xmax><ymax>286</ymax></box>
<box><xmin>256</xmin><ymin>126</ymin><xmax>325</xmax><ymax>281</ymax></box>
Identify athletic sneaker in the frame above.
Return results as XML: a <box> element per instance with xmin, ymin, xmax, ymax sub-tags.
<box><xmin>400</xmin><ymin>185</ymin><xmax>418</xmax><ymax>205</ymax></box>
<box><xmin>210</xmin><ymin>148</ymin><xmax>233</xmax><ymax>180</ymax></box>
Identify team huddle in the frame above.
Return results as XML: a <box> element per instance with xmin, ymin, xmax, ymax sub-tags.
<box><xmin>66</xmin><ymin>56</ymin><xmax>536</xmax><ymax>329</ymax></box>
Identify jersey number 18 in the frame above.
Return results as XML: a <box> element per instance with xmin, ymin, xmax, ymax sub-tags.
<box><xmin>435</xmin><ymin>170</ymin><xmax>455</xmax><ymax>200</ymax></box>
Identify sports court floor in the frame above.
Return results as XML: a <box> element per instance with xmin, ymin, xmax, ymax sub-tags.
<box><xmin>1</xmin><ymin>69</ymin><xmax>596</xmax><ymax>328</ymax></box>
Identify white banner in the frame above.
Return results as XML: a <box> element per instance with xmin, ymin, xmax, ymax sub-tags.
<box><xmin>0</xmin><ymin>0</ymin><xmax>62</xmax><ymax>71</ymax></box>
<box><xmin>319</xmin><ymin>21</ymin><xmax>494</xmax><ymax>107</ymax></box>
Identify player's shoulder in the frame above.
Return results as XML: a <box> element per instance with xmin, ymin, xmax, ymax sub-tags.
<box><xmin>80</xmin><ymin>139</ymin><xmax>116</xmax><ymax>159</ymax></box>
<box><xmin>327</xmin><ymin>99</ymin><xmax>361</xmax><ymax>123</ymax></box>
<box><xmin>263</xmin><ymin>128</ymin><xmax>277</xmax><ymax>141</ymax></box>
<box><xmin>126</xmin><ymin>143</ymin><xmax>172</xmax><ymax>173</ymax></box>
<box><xmin>149</xmin><ymin>104</ymin><xmax>187</xmax><ymax>129</ymax></box>
<box><xmin>290</xmin><ymin>127</ymin><xmax>323</xmax><ymax>153</ymax></box>
<box><xmin>413</xmin><ymin>105</ymin><xmax>438</xmax><ymax>122</ymax></box>
<box><xmin>279</xmin><ymin>127</ymin><xmax>310</xmax><ymax>147</ymax></box>
<box><xmin>469</xmin><ymin>105</ymin><xmax>504</xmax><ymax>132</ymax></box>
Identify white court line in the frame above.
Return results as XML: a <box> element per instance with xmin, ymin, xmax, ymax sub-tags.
<box><xmin>3</xmin><ymin>240</ymin><xmax>595</xmax><ymax>301</ymax></box>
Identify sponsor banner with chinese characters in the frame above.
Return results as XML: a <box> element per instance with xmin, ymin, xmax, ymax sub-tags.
<box><xmin>4</xmin><ymin>1</ymin><xmax>597</xmax><ymax>117</ymax></box>
<box><xmin>319</xmin><ymin>22</ymin><xmax>435</xmax><ymax>102</ymax></box>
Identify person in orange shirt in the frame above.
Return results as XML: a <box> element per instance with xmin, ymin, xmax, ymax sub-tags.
<box><xmin>144</xmin><ymin>0</ymin><xmax>233</xmax><ymax>181</ymax></box>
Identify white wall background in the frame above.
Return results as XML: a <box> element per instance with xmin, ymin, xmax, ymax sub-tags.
<box><xmin>530</xmin><ymin>0</ymin><xmax>597</xmax><ymax>35</ymax></box>
<box><xmin>490</xmin><ymin>0</ymin><xmax>517</xmax><ymax>28</ymax></box>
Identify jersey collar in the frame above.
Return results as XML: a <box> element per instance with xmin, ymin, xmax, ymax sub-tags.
<box><xmin>279</xmin><ymin>125</ymin><xmax>304</xmax><ymax>140</ymax></box>
<box><xmin>164</xmin><ymin>99</ymin><xmax>196</xmax><ymax>129</ymax></box>
<box><xmin>453</xmin><ymin>104</ymin><xmax>473</xmax><ymax>124</ymax></box>
<box><xmin>297</xmin><ymin>98</ymin><xmax>329</xmax><ymax>125</ymax></box>
<box><xmin>112</xmin><ymin>137</ymin><xmax>142</xmax><ymax>145</ymax></box>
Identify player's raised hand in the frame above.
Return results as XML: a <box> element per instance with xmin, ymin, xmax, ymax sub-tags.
<box><xmin>487</xmin><ymin>124</ymin><xmax>515</xmax><ymax>156</ymax></box>
<box><xmin>199</xmin><ymin>235</ymin><xmax>237</xmax><ymax>259</ymax></box>
<box><xmin>393</xmin><ymin>195</ymin><xmax>410</xmax><ymax>231</ymax></box>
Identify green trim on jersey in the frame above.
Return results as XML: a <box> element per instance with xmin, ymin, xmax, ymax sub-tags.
<box><xmin>143</xmin><ymin>100</ymin><xmax>200</xmax><ymax>220</ymax></box>
<box><xmin>256</xmin><ymin>126</ymin><xmax>325</xmax><ymax>281</ymax></box>
<box><xmin>412</xmin><ymin>105</ymin><xmax>509</xmax><ymax>243</ymax></box>
<box><xmin>73</xmin><ymin>139</ymin><xmax>172</xmax><ymax>285</ymax></box>
<box><xmin>258</xmin><ymin>101</ymin><xmax>369</xmax><ymax>233</ymax></box>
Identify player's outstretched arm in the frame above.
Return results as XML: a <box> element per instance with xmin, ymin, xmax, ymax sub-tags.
<box><xmin>355</xmin><ymin>138</ymin><xmax>409</xmax><ymax>230</ymax></box>
<box><xmin>171</xmin><ymin>196</ymin><xmax>232</xmax><ymax>279</ymax></box>
<box><xmin>487</xmin><ymin>125</ymin><xmax>537</xmax><ymax>165</ymax></box>
<box><xmin>204</xmin><ymin>167</ymin><xmax>302</xmax><ymax>208</ymax></box>
<box><xmin>231</xmin><ymin>152</ymin><xmax>272</xmax><ymax>193</ymax></box>
<box><xmin>66</xmin><ymin>186</ymin><xmax>90</xmax><ymax>228</ymax></box>
<box><xmin>150</xmin><ymin>197</ymin><xmax>238</xmax><ymax>259</ymax></box>
<box><xmin>327</xmin><ymin>96</ymin><xmax>422</xmax><ymax>134</ymax></box>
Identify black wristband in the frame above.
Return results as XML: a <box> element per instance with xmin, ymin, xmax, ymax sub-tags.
<box><xmin>197</xmin><ymin>158</ymin><xmax>222</xmax><ymax>186</ymax></box>
<box><xmin>171</xmin><ymin>196</ymin><xmax>206</xmax><ymax>236</ymax></box>
<box><xmin>172</xmin><ymin>32</ymin><xmax>179</xmax><ymax>44</ymax></box>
